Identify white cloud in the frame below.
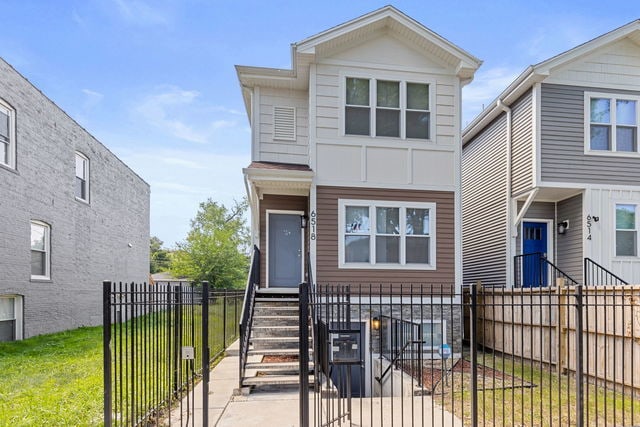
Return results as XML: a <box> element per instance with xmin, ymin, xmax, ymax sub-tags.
<box><xmin>82</xmin><ymin>88</ymin><xmax>104</xmax><ymax>109</ymax></box>
<box><xmin>134</xmin><ymin>86</ymin><xmax>208</xmax><ymax>143</ymax></box>
<box><xmin>112</xmin><ymin>0</ymin><xmax>169</xmax><ymax>26</ymax></box>
<box><xmin>212</xmin><ymin>119</ymin><xmax>237</xmax><ymax>129</ymax></box>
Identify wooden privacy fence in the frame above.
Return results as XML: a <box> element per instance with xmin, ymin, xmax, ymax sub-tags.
<box><xmin>471</xmin><ymin>282</ymin><xmax>640</xmax><ymax>394</ymax></box>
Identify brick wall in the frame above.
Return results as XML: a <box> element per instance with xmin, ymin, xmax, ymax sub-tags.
<box><xmin>0</xmin><ymin>59</ymin><xmax>150</xmax><ymax>339</ymax></box>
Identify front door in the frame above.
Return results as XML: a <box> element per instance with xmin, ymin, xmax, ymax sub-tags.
<box><xmin>522</xmin><ymin>222</ymin><xmax>548</xmax><ymax>287</ymax></box>
<box><xmin>268</xmin><ymin>213</ymin><xmax>303</xmax><ymax>287</ymax></box>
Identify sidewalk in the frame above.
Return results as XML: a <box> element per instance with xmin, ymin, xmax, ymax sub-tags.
<box><xmin>170</xmin><ymin>340</ymin><xmax>462</xmax><ymax>426</ymax></box>
<box><xmin>170</xmin><ymin>340</ymin><xmax>299</xmax><ymax>427</ymax></box>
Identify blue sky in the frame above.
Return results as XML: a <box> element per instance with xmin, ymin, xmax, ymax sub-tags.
<box><xmin>2</xmin><ymin>1</ymin><xmax>638</xmax><ymax>247</ymax></box>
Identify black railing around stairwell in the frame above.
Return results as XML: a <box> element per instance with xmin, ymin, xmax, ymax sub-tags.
<box><xmin>239</xmin><ymin>245</ymin><xmax>260</xmax><ymax>389</ymax></box>
<box><xmin>584</xmin><ymin>257</ymin><xmax>628</xmax><ymax>286</ymax></box>
<box><xmin>514</xmin><ymin>252</ymin><xmax>577</xmax><ymax>287</ymax></box>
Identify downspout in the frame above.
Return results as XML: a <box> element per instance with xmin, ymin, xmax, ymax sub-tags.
<box><xmin>497</xmin><ymin>100</ymin><xmax>513</xmax><ymax>286</ymax></box>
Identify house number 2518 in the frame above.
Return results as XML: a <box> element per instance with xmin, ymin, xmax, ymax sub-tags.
<box><xmin>310</xmin><ymin>210</ymin><xmax>317</xmax><ymax>240</ymax></box>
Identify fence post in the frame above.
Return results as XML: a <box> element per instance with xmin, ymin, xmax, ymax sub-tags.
<box><xmin>575</xmin><ymin>284</ymin><xmax>584</xmax><ymax>427</ymax></box>
<box><xmin>173</xmin><ymin>285</ymin><xmax>182</xmax><ymax>395</ymax></box>
<box><xmin>202</xmin><ymin>282</ymin><xmax>210</xmax><ymax>427</ymax></box>
<box><xmin>469</xmin><ymin>282</ymin><xmax>479</xmax><ymax>427</ymax></box>
<box><xmin>223</xmin><ymin>288</ymin><xmax>228</xmax><ymax>348</ymax></box>
<box><xmin>556</xmin><ymin>277</ymin><xmax>567</xmax><ymax>375</ymax></box>
<box><xmin>103</xmin><ymin>281</ymin><xmax>112</xmax><ymax>427</ymax></box>
<box><xmin>299</xmin><ymin>282</ymin><xmax>310</xmax><ymax>427</ymax></box>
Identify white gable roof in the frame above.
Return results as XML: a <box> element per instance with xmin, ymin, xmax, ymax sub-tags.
<box><xmin>236</xmin><ymin>6</ymin><xmax>482</xmax><ymax>117</ymax></box>
<box><xmin>463</xmin><ymin>19</ymin><xmax>640</xmax><ymax>144</ymax></box>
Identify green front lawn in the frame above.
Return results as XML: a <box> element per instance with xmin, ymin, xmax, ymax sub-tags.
<box><xmin>0</xmin><ymin>326</ymin><xmax>104</xmax><ymax>426</ymax></box>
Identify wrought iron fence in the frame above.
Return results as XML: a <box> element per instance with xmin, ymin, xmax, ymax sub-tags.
<box><xmin>103</xmin><ymin>281</ymin><xmax>243</xmax><ymax>426</ymax></box>
<box><xmin>301</xmin><ymin>283</ymin><xmax>640</xmax><ymax>427</ymax></box>
<box><xmin>514</xmin><ymin>252</ymin><xmax>578</xmax><ymax>288</ymax></box>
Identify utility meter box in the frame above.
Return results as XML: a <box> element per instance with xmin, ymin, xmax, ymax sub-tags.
<box><xmin>182</xmin><ymin>346</ymin><xmax>195</xmax><ymax>360</ymax></box>
<box><xmin>330</xmin><ymin>331</ymin><xmax>361</xmax><ymax>364</ymax></box>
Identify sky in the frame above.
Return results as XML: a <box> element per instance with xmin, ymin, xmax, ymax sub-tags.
<box><xmin>1</xmin><ymin>1</ymin><xmax>638</xmax><ymax>247</ymax></box>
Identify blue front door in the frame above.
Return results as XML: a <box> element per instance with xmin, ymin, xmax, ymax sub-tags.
<box><xmin>522</xmin><ymin>222</ymin><xmax>548</xmax><ymax>287</ymax></box>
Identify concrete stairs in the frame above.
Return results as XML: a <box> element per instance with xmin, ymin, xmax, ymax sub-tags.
<box><xmin>241</xmin><ymin>288</ymin><xmax>313</xmax><ymax>389</ymax></box>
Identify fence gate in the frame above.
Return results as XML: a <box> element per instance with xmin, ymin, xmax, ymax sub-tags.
<box><xmin>301</xmin><ymin>283</ymin><xmax>640</xmax><ymax>427</ymax></box>
<box><xmin>103</xmin><ymin>281</ymin><xmax>242</xmax><ymax>426</ymax></box>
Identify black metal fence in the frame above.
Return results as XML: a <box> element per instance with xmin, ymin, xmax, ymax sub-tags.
<box><xmin>514</xmin><ymin>252</ymin><xmax>577</xmax><ymax>288</ymax></box>
<box><xmin>103</xmin><ymin>281</ymin><xmax>243</xmax><ymax>426</ymax></box>
<box><xmin>301</xmin><ymin>283</ymin><xmax>640</xmax><ymax>426</ymax></box>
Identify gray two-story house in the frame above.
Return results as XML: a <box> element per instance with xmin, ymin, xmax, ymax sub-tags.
<box><xmin>0</xmin><ymin>58</ymin><xmax>150</xmax><ymax>341</ymax></box>
<box><xmin>462</xmin><ymin>20</ymin><xmax>640</xmax><ymax>287</ymax></box>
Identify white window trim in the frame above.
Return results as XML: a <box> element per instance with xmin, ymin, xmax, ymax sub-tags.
<box><xmin>0</xmin><ymin>295</ymin><xmax>23</xmax><ymax>340</ymax></box>
<box><xmin>341</xmin><ymin>71</ymin><xmax>434</xmax><ymax>142</ymax></box>
<box><xmin>30</xmin><ymin>220</ymin><xmax>51</xmax><ymax>280</ymax></box>
<box><xmin>338</xmin><ymin>199</ymin><xmax>436</xmax><ymax>270</ymax></box>
<box><xmin>613</xmin><ymin>202</ymin><xmax>638</xmax><ymax>259</ymax></box>
<box><xmin>75</xmin><ymin>151</ymin><xmax>90</xmax><ymax>203</ymax></box>
<box><xmin>584</xmin><ymin>91</ymin><xmax>640</xmax><ymax>157</ymax></box>
<box><xmin>0</xmin><ymin>99</ymin><xmax>16</xmax><ymax>170</ymax></box>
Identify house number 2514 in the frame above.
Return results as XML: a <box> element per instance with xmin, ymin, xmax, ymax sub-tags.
<box><xmin>310</xmin><ymin>210</ymin><xmax>317</xmax><ymax>240</ymax></box>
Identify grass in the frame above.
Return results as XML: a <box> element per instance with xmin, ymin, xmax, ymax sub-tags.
<box><xmin>0</xmin><ymin>296</ymin><xmax>242</xmax><ymax>427</ymax></box>
<box><xmin>0</xmin><ymin>326</ymin><xmax>104</xmax><ymax>426</ymax></box>
<box><xmin>437</xmin><ymin>353</ymin><xmax>640</xmax><ymax>426</ymax></box>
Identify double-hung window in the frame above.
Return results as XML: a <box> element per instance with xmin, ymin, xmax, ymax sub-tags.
<box><xmin>587</xmin><ymin>93</ymin><xmax>639</xmax><ymax>153</ymax></box>
<box><xmin>345</xmin><ymin>77</ymin><xmax>430</xmax><ymax>139</ymax></box>
<box><xmin>75</xmin><ymin>152</ymin><xmax>89</xmax><ymax>202</ymax></box>
<box><xmin>615</xmin><ymin>203</ymin><xmax>637</xmax><ymax>257</ymax></box>
<box><xmin>30</xmin><ymin>221</ymin><xmax>51</xmax><ymax>280</ymax></box>
<box><xmin>0</xmin><ymin>100</ymin><xmax>16</xmax><ymax>169</ymax></box>
<box><xmin>339</xmin><ymin>200</ymin><xmax>435</xmax><ymax>269</ymax></box>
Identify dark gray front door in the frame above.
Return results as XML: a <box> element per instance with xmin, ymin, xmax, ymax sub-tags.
<box><xmin>268</xmin><ymin>213</ymin><xmax>303</xmax><ymax>287</ymax></box>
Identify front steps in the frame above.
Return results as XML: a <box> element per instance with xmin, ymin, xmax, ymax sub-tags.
<box><xmin>241</xmin><ymin>288</ymin><xmax>313</xmax><ymax>391</ymax></box>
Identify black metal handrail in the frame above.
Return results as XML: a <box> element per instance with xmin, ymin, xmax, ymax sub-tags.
<box><xmin>514</xmin><ymin>252</ymin><xmax>577</xmax><ymax>287</ymax></box>
<box><xmin>375</xmin><ymin>339</ymin><xmax>425</xmax><ymax>384</ymax></box>
<box><xmin>239</xmin><ymin>245</ymin><xmax>260</xmax><ymax>388</ymax></box>
<box><xmin>584</xmin><ymin>257</ymin><xmax>628</xmax><ymax>286</ymax></box>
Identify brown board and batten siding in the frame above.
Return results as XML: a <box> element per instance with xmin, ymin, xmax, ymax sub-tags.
<box><xmin>510</xmin><ymin>89</ymin><xmax>534</xmax><ymax>196</ymax></box>
<box><xmin>541</xmin><ymin>83</ymin><xmax>640</xmax><ymax>184</ymax></box>
<box><xmin>556</xmin><ymin>194</ymin><xmax>583</xmax><ymax>284</ymax></box>
<box><xmin>259</xmin><ymin>194</ymin><xmax>308</xmax><ymax>287</ymax></box>
<box><xmin>462</xmin><ymin>114</ymin><xmax>508</xmax><ymax>286</ymax></box>
<box><xmin>315</xmin><ymin>186</ymin><xmax>454</xmax><ymax>291</ymax></box>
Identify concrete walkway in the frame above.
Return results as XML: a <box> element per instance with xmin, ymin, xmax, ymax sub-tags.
<box><xmin>170</xmin><ymin>340</ymin><xmax>462</xmax><ymax>426</ymax></box>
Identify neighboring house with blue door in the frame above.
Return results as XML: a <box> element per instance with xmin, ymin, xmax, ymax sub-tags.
<box><xmin>238</xmin><ymin>5</ymin><xmax>481</xmax><ymax>291</ymax></box>
<box><xmin>462</xmin><ymin>20</ymin><xmax>640</xmax><ymax>287</ymax></box>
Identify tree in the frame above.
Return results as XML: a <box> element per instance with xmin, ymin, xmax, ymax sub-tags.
<box><xmin>150</xmin><ymin>236</ymin><xmax>171</xmax><ymax>273</ymax></box>
<box><xmin>170</xmin><ymin>199</ymin><xmax>250</xmax><ymax>288</ymax></box>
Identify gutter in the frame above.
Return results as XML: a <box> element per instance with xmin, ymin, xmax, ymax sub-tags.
<box><xmin>497</xmin><ymin>100</ymin><xmax>514</xmax><ymax>287</ymax></box>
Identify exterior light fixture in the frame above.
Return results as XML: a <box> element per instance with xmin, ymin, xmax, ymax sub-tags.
<box><xmin>371</xmin><ymin>316</ymin><xmax>380</xmax><ymax>330</ymax></box>
<box><xmin>557</xmin><ymin>220</ymin><xmax>569</xmax><ymax>235</ymax></box>
<box><xmin>300</xmin><ymin>214</ymin><xmax>309</xmax><ymax>229</ymax></box>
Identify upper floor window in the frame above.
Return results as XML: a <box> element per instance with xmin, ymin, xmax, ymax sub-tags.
<box><xmin>75</xmin><ymin>152</ymin><xmax>89</xmax><ymax>202</ymax></box>
<box><xmin>345</xmin><ymin>78</ymin><xmax>430</xmax><ymax>140</ymax></box>
<box><xmin>30</xmin><ymin>221</ymin><xmax>50</xmax><ymax>280</ymax></box>
<box><xmin>338</xmin><ymin>199</ymin><xmax>436</xmax><ymax>269</ymax></box>
<box><xmin>616</xmin><ymin>203</ymin><xmax>637</xmax><ymax>257</ymax></box>
<box><xmin>0</xmin><ymin>100</ymin><xmax>16</xmax><ymax>169</ymax></box>
<box><xmin>587</xmin><ymin>93</ymin><xmax>639</xmax><ymax>154</ymax></box>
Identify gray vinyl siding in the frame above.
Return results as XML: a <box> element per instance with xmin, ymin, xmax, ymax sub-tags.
<box><xmin>462</xmin><ymin>114</ymin><xmax>508</xmax><ymax>286</ymax></box>
<box><xmin>557</xmin><ymin>194</ymin><xmax>583</xmax><ymax>284</ymax></box>
<box><xmin>541</xmin><ymin>83</ymin><xmax>640</xmax><ymax>184</ymax></box>
<box><xmin>516</xmin><ymin>202</ymin><xmax>555</xmax><ymax>255</ymax></box>
<box><xmin>511</xmin><ymin>89</ymin><xmax>534</xmax><ymax>195</ymax></box>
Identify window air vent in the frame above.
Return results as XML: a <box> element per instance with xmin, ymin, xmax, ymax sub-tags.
<box><xmin>273</xmin><ymin>106</ymin><xmax>296</xmax><ymax>141</ymax></box>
